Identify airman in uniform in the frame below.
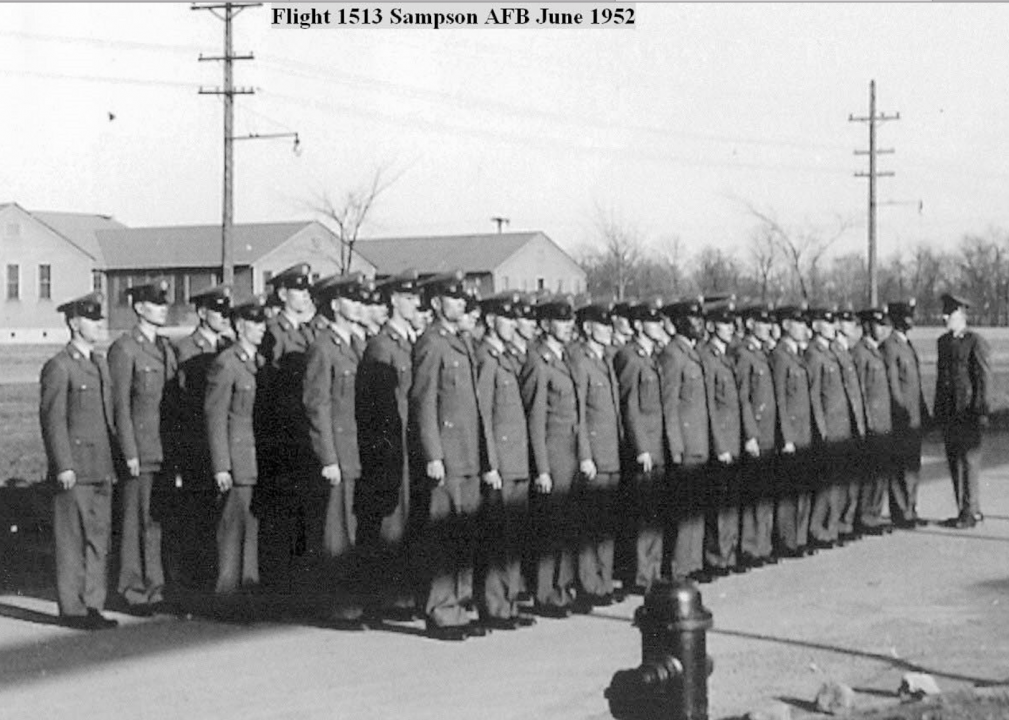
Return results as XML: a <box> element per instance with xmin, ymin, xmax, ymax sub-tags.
<box><xmin>657</xmin><ymin>298</ymin><xmax>709</xmax><ymax>581</ymax></box>
<box><xmin>734</xmin><ymin>304</ymin><xmax>777</xmax><ymax>568</ymax></box>
<box><xmin>204</xmin><ymin>294</ymin><xmax>269</xmax><ymax>610</ymax></box>
<box><xmin>410</xmin><ymin>271</ymin><xmax>490</xmax><ymax>640</ymax></box>
<box><xmin>804</xmin><ymin>308</ymin><xmax>853</xmax><ymax>549</ymax></box>
<box><xmin>108</xmin><ymin>280</ymin><xmax>177</xmax><ymax>614</ymax></box>
<box><xmin>521</xmin><ymin>295</ymin><xmax>584</xmax><ymax>617</ymax></box>
<box><xmin>771</xmin><ymin>306</ymin><xmax>814</xmax><ymax>558</ymax></box>
<box><xmin>474</xmin><ymin>292</ymin><xmax>536</xmax><ymax>629</ymax></box>
<box><xmin>303</xmin><ymin>273</ymin><xmax>370</xmax><ymax>627</ymax></box>
<box><xmin>832</xmin><ymin>309</ymin><xmax>867</xmax><ymax>541</ymax></box>
<box><xmin>610</xmin><ymin>301</ymin><xmax>634</xmax><ymax>351</ymax></box>
<box><xmin>851</xmin><ymin>307</ymin><xmax>893</xmax><ymax>534</ymax></box>
<box><xmin>510</xmin><ymin>293</ymin><xmax>539</xmax><ymax>366</ymax></box>
<box><xmin>614</xmin><ymin>299</ymin><xmax>667</xmax><ymax>591</ymax></box>
<box><xmin>569</xmin><ymin>300</ymin><xmax>622</xmax><ymax>609</ymax></box>
<box><xmin>256</xmin><ymin>263</ymin><xmax>315</xmax><ymax>602</ymax></box>
<box><xmin>169</xmin><ymin>284</ymin><xmax>232</xmax><ymax>594</ymax></box>
<box><xmin>40</xmin><ymin>293</ymin><xmax>119</xmax><ymax>630</ymax></box>
<box><xmin>882</xmin><ymin>299</ymin><xmax>931</xmax><ymax>528</ymax></box>
<box><xmin>934</xmin><ymin>292</ymin><xmax>991</xmax><ymax>529</ymax></box>
<box><xmin>356</xmin><ymin>269</ymin><xmax>423</xmax><ymax>616</ymax></box>
<box><xmin>699</xmin><ymin>302</ymin><xmax>742</xmax><ymax>575</ymax></box>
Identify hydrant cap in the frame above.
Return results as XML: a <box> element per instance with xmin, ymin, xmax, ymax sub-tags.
<box><xmin>643</xmin><ymin>578</ymin><xmax>712</xmax><ymax>624</ymax></box>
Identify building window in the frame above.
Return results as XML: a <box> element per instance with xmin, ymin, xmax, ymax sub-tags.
<box><xmin>6</xmin><ymin>264</ymin><xmax>19</xmax><ymax>300</ymax></box>
<box><xmin>92</xmin><ymin>270</ymin><xmax>103</xmax><ymax>293</ymax></box>
<box><xmin>537</xmin><ymin>277</ymin><xmax>545</xmax><ymax>291</ymax></box>
<box><xmin>39</xmin><ymin>264</ymin><xmax>51</xmax><ymax>300</ymax></box>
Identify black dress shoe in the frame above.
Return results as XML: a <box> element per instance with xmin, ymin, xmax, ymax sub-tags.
<box><xmin>463</xmin><ymin>622</ymin><xmax>489</xmax><ymax>637</ymax></box>
<box><xmin>427</xmin><ymin>625</ymin><xmax>468</xmax><ymax>641</ymax></box>
<box><xmin>592</xmin><ymin>593</ymin><xmax>616</xmax><ymax>607</ymax></box>
<box><xmin>149</xmin><ymin>601</ymin><xmax>176</xmax><ymax>616</ymax></box>
<box><xmin>325</xmin><ymin>617</ymin><xmax>367</xmax><ymax>631</ymax></box>
<box><xmin>915</xmin><ymin>517</ymin><xmax>930</xmax><ymax>527</ymax></box>
<box><xmin>125</xmin><ymin>604</ymin><xmax>155</xmax><ymax>617</ymax></box>
<box><xmin>688</xmin><ymin>569</ymin><xmax>715</xmax><ymax>583</ymax></box>
<box><xmin>954</xmin><ymin>515</ymin><xmax>977</xmax><ymax>529</ymax></box>
<box><xmin>480</xmin><ymin>617</ymin><xmax>519</xmax><ymax>631</ymax></box>
<box><xmin>808</xmin><ymin>539</ymin><xmax>835</xmax><ymax>551</ymax></box>
<box><xmin>763</xmin><ymin>554</ymin><xmax>780</xmax><ymax>564</ymax></box>
<box><xmin>570</xmin><ymin>598</ymin><xmax>595</xmax><ymax>615</ymax></box>
<box><xmin>87</xmin><ymin>609</ymin><xmax>119</xmax><ymax>629</ymax></box>
<box><xmin>533</xmin><ymin>604</ymin><xmax>571</xmax><ymax>619</ymax></box>
<box><xmin>513</xmin><ymin>614</ymin><xmax>538</xmax><ymax>627</ymax></box>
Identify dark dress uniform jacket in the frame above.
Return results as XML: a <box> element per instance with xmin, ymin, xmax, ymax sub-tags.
<box><xmin>204</xmin><ymin>343</ymin><xmax>261</xmax><ymax>485</ymax></box>
<box><xmin>851</xmin><ymin>338</ymin><xmax>892</xmax><ymax>437</ymax></box>
<box><xmin>734</xmin><ymin>340</ymin><xmax>776</xmax><ymax>451</ymax></box>
<box><xmin>831</xmin><ymin>340</ymin><xmax>867</xmax><ymax>439</ymax></box>
<box><xmin>258</xmin><ymin>313</ymin><xmax>315</xmax><ymax>452</ymax></box>
<box><xmin>520</xmin><ymin>339</ymin><xmax>585</xmax><ymax>481</ymax></box>
<box><xmin>569</xmin><ymin>341</ymin><xmax>622</xmax><ymax>473</ymax></box>
<box><xmin>173</xmin><ymin>330</ymin><xmax>229</xmax><ymax>474</ymax></box>
<box><xmin>108</xmin><ymin>327</ymin><xmax>178</xmax><ymax>473</ymax></box>
<box><xmin>934</xmin><ymin>330</ymin><xmax>991</xmax><ymax>426</ymax></box>
<box><xmin>476</xmin><ymin>339</ymin><xmax>530</xmax><ymax>481</ymax></box>
<box><xmin>657</xmin><ymin>336</ymin><xmax>709</xmax><ymax>463</ymax></box>
<box><xmin>805</xmin><ymin>339</ymin><xmax>853</xmax><ymax>444</ymax></box>
<box><xmin>40</xmin><ymin>344</ymin><xmax>117</xmax><ymax>484</ymax></box>
<box><xmin>700</xmin><ymin>341</ymin><xmax>742</xmax><ymax>460</ymax></box>
<box><xmin>770</xmin><ymin>340</ymin><xmax>813</xmax><ymax>450</ymax></box>
<box><xmin>410</xmin><ymin>321</ymin><xmax>486</xmax><ymax>479</ymax></box>
<box><xmin>357</xmin><ymin>322</ymin><xmax>413</xmax><ymax>513</ymax></box>
<box><xmin>613</xmin><ymin>341</ymin><xmax>665</xmax><ymax>466</ymax></box>
<box><xmin>304</xmin><ymin>326</ymin><xmax>363</xmax><ymax>482</ymax></box>
<box><xmin>881</xmin><ymin>332</ymin><xmax>928</xmax><ymax>467</ymax></box>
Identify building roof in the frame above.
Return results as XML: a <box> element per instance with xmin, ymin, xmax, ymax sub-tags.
<box><xmin>0</xmin><ymin>204</ymin><xmax>124</xmax><ymax>262</ymax></box>
<box><xmin>96</xmin><ymin>222</ymin><xmax>323</xmax><ymax>270</ymax></box>
<box><xmin>355</xmin><ymin>232</ymin><xmax>543</xmax><ymax>276</ymax></box>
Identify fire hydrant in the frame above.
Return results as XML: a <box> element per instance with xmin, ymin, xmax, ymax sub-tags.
<box><xmin>605</xmin><ymin>578</ymin><xmax>714</xmax><ymax>720</ymax></box>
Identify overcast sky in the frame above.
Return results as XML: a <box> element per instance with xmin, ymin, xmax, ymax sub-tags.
<box><xmin>2</xmin><ymin>2</ymin><xmax>1008</xmax><ymax>264</ymax></box>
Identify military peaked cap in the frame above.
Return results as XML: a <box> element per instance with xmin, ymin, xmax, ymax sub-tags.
<box><xmin>230</xmin><ymin>293</ymin><xmax>270</xmax><ymax>322</ymax></box>
<box><xmin>576</xmin><ymin>300</ymin><xmax>615</xmax><ymax>325</ymax></box>
<box><xmin>270</xmin><ymin>263</ymin><xmax>312</xmax><ymax>290</ymax></box>
<box><xmin>805</xmin><ymin>307</ymin><xmax>835</xmax><ymax>323</ymax></box>
<box><xmin>611</xmin><ymin>300</ymin><xmax>635</xmax><ymax>319</ymax></box>
<box><xmin>514</xmin><ymin>293</ymin><xmax>537</xmax><ymax>319</ymax></box>
<box><xmin>481</xmin><ymin>291</ymin><xmax>523</xmax><ymax>319</ymax></box>
<box><xmin>835</xmin><ymin>305</ymin><xmax>857</xmax><ymax>322</ymax></box>
<box><xmin>190</xmin><ymin>284</ymin><xmax>232</xmax><ymax>311</ymax></box>
<box><xmin>662</xmin><ymin>297</ymin><xmax>704</xmax><ymax>320</ymax></box>
<box><xmin>312</xmin><ymin>272</ymin><xmax>366</xmax><ymax>302</ymax></box>
<box><xmin>125</xmin><ymin>279</ymin><xmax>170</xmax><ymax>305</ymax></box>
<box><xmin>627</xmin><ymin>297</ymin><xmax>664</xmax><ymax>323</ymax></box>
<box><xmin>377</xmin><ymin>268</ymin><xmax>422</xmax><ymax>298</ymax></box>
<box><xmin>739</xmin><ymin>303</ymin><xmax>773</xmax><ymax>323</ymax></box>
<box><xmin>886</xmin><ymin>298</ymin><xmax>917</xmax><ymax>321</ymax></box>
<box><xmin>535</xmin><ymin>294</ymin><xmax>576</xmax><ymax>321</ymax></box>
<box><xmin>774</xmin><ymin>305</ymin><xmax>806</xmax><ymax>323</ymax></box>
<box><xmin>419</xmin><ymin>270</ymin><xmax>469</xmax><ymax>299</ymax></box>
<box><xmin>57</xmin><ymin>292</ymin><xmax>105</xmax><ymax>321</ymax></box>
<box><xmin>940</xmin><ymin>292</ymin><xmax>970</xmax><ymax>314</ymax></box>
<box><xmin>856</xmin><ymin>307</ymin><xmax>889</xmax><ymax>324</ymax></box>
<box><xmin>705</xmin><ymin>300</ymin><xmax>736</xmax><ymax>324</ymax></box>
<box><xmin>464</xmin><ymin>287</ymin><xmax>481</xmax><ymax>313</ymax></box>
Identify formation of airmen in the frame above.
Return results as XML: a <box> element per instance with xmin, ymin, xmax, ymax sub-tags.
<box><xmin>40</xmin><ymin>264</ymin><xmax>991</xmax><ymax>638</ymax></box>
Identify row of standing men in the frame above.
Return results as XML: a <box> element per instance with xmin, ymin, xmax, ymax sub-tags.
<box><xmin>40</xmin><ymin>266</ymin><xmax>990</xmax><ymax>638</ymax></box>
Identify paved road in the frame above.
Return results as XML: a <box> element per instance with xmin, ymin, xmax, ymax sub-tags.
<box><xmin>1</xmin><ymin>448</ymin><xmax>1007</xmax><ymax>720</ymax></box>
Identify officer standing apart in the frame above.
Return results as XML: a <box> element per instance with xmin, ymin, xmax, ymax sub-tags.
<box><xmin>410</xmin><ymin>271</ymin><xmax>490</xmax><ymax>641</ymax></box>
<box><xmin>521</xmin><ymin>295</ymin><xmax>584</xmax><ymax>618</ymax></box>
<box><xmin>613</xmin><ymin>299</ymin><xmax>667</xmax><ymax>591</ymax></box>
<box><xmin>170</xmin><ymin>285</ymin><xmax>232</xmax><ymax>594</ymax></box>
<box><xmin>109</xmin><ymin>280</ymin><xmax>177</xmax><ymax>615</ymax></box>
<box><xmin>882</xmin><ymin>299</ymin><xmax>931</xmax><ymax>528</ymax></box>
<box><xmin>474</xmin><ymin>292</ymin><xmax>536</xmax><ymax>629</ymax></box>
<box><xmin>569</xmin><ymin>300</ymin><xmax>622</xmax><ymax>609</ymax></box>
<box><xmin>204</xmin><ymin>295</ymin><xmax>269</xmax><ymax>611</ymax></box>
<box><xmin>934</xmin><ymin>293</ymin><xmax>991</xmax><ymax>529</ymax></box>
<box><xmin>40</xmin><ymin>293</ymin><xmax>119</xmax><ymax>630</ymax></box>
<box><xmin>851</xmin><ymin>307</ymin><xmax>894</xmax><ymax>535</ymax></box>
<box><xmin>657</xmin><ymin>299</ymin><xmax>709</xmax><ymax>582</ymax></box>
<box><xmin>734</xmin><ymin>305</ymin><xmax>778</xmax><ymax>568</ymax></box>
<box><xmin>303</xmin><ymin>273</ymin><xmax>370</xmax><ymax>627</ymax></box>
<box><xmin>771</xmin><ymin>306</ymin><xmax>814</xmax><ymax>558</ymax></box>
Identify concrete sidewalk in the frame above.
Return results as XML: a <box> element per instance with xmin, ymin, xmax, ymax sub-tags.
<box><xmin>1</xmin><ymin>452</ymin><xmax>1007</xmax><ymax>720</ymax></box>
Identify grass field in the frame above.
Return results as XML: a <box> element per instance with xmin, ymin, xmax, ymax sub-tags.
<box><xmin>4</xmin><ymin>326</ymin><xmax>1009</xmax><ymax>484</ymax></box>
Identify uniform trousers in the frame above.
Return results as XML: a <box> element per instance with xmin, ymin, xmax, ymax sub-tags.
<box><xmin>479</xmin><ymin>477</ymin><xmax>530</xmax><ymax>620</ymax></box>
<box><xmin>809</xmin><ymin>444</ymin><xmax>846</xmax><ymax>543</ymax></box>
<box><xmin>215</xmin><ymin>486</ymin><xmax>259</xmax><ymax>596</ymax></box>
<box><xmin>837</xmin><ymin>443</ymin><xmax>864</xmax><ymax>535</ymax></box>
<box><xmin>355</xmin><ymin>465</ymin><xmax>413</xmax><ymax>610</ymax></box>
<box><xmin>669</xmin><ymin>460</ymin><xmax>705</xmax><ymax>578</ymax></box>
<box><xmin>179</xmin><ymin>466</ymin><xmax>221</xmax><ymax>592</ymax></box>
<box><xmin>704</xmin><ymin>462</ymin><xmax>740</xmax><ymax>570</ymax></box>
<box><xmin>858</xmin><ymin>441</ymin><xmax>889</xmax><ymax>529</ymax></box>
<box><xmin>775</xmin><ymin>452</ymin><xmax>812</xmax><ymax>552</ymax></box>
<box><xmin>53</xmin><ymin>481</ymin><xmax>112</xmax><ymax>617</ymax></box>
<box><xmin>117</xmin><ymin>471</ymin><xmax>165</xmax><ymax>606</ymax></box>
<box><xmin>576</xmin><ymin>471</ymin><xmax>620</xmax><ymax>597</ymax></box>
<box><xmin>888</xmin><ymin>447</ymin><xmax>921</xmax><ymax>523</ymax></box>
<box><xmin>255</xmin><ymin>443</ymin><xmax>312</xmax><ymax>598</ymax></box>
<box><xmin>630</xmin><ymin>466</ymin><xmax>665</xmax><ymax>588</ymax></box>
<box><xmin>739</xmin><ymin>454</ymin><xmax>775</xmax><ymax>560</ymax></box>
<box><xmin>945</xmin><ymin>420</ymin><xmax>984</xmax><ymax>518</ymax></box>
<box><xmin>422</xmin><ymin>474</ymin><xmax>481</xmax><ymax>628</ymax></box>
<box><xmin>302</xmin><ymin>475</ymin><xmax>361</xmax><ymax>619</ymax></box>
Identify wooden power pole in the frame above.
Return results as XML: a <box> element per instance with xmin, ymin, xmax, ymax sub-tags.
<box><xmin>850</xmin><ymin>80</ymin><xmax>899</xmax><ymax>306</ymax></box>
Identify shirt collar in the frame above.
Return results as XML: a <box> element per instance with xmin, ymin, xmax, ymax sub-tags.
<box><xmin>544</xmin><ymin>336</ymin><xmax>565</xmax><ymax>360</ymax></box>
<box><xmin>387</xmin><ymin>317</ymin><xmax>414</xmax><ymax>343</ymax></box>
<box><xmin>70</xmin><ymin>339</ymin><xmax>92</xmax><ymax>360</ymax></box>
<box><xmin>281</xmin><ymin>310</ymin><xmax>302</xmax><ymax>328</ymax></box>
<box><xmin>197</xmin><ymin>326</ymin><xmax>219</xmax><ymax>347</ymax></box>
<box><xmin>136</xmin><ymin>323</ymin><xmax>157</xmax><ymax>344</ymax></box>
<box><xmin>330</xmin><ymin>322</ymin><xmax>352</xmax><ymax>346</ymax></box>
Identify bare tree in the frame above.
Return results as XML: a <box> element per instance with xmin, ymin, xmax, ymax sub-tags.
<box><xmin>310</xmin><ymin>165</ymin><xmax>399</xmax><ymax>273</ymax></box>
<box><xmin>748</xmin><ymin>225</ymin><xmax>779</xmax><ymax>302</ymax></box>
<box><xmin>585</xmin><ymin>204</ymin><xmax>644</xmax><ymax>301</ymax></box>
<box><xmin>691</xmin><ymin>246</ymin><xmax>741</xmax><ymax>295</ymax></box>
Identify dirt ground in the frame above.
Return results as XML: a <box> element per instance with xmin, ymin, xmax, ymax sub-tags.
<box><xmin>1</xmin><ymin>439</ymin><xmax>1007</xmax><ymax>720</ymax></box>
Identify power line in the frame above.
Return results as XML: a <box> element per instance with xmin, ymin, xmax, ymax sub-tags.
<box><xmin>850</xmin><ymin>79</ymin><xmax>899</xmax><ymax>306</ymax></box>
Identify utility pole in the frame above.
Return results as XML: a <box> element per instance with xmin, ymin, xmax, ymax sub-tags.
<box><xmin>193</xmin><ymin>2</ymin><xmax>259</xmax><ymax>286</ymax></box>
<box><xmin>849</xmin><ymin>79</ymin><xmax>899</xmax><ymax>306</ymax></box>
<box><xmin>491</xmin><ymin>216</ymin><xmax>510</xmax><ymax>234</ymax></box>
